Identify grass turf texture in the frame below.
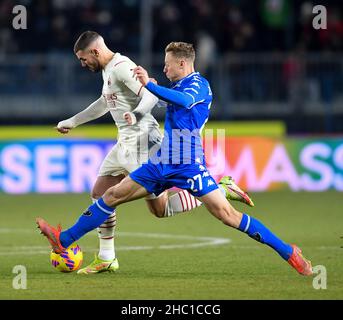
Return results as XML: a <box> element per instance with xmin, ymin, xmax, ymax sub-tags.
<box><xmin>0</xmin><ymin>121</ymin><xmax>285</xmax><ymax>139</ymax></box>
<box><xmin>0</xmin><ymin>191</ymin><xmax>342</xmax><ymax>300</ymax></box>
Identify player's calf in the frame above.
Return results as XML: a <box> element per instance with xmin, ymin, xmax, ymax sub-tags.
<box><xmin>145</xmin><ymin>192</ymin><xmax>168</xmax><ymax>218</ymax></box>
<box><xmin>153</xmin><ymin>191</ymin><xmax>202</xmax><ymax>218</ymax></box>
<box><xmin>91</xmin><ymin>174</ymin><xmax>125</xmax><ymax>200</ymax></box>
<box><xmin>200</xmin><ymin>191</ymin><xmax>313</xmax><ymax>275</ymax></box>
<box><xmin>147</xmin><ymin>179</ymin><xmax>253</xmax><ymax>219</ymax></box>
<box><xmin>103</xmin><ymin>177</ymin><xmax>148</xmax><ymax>207</ymax></box>
<box><xmin>201</xmin><ymin>189</ymin><xmax>243</xmax><ymax>228</ymax></box>
<box><xmin>147</xmin><ymin>190</ymin><xmax>203</xmax><ymax>218</ymax></box>
<box><xmin>166</xmin><ymin>190</ymin><xmax>202</xmax><ymax>217</ymax></box>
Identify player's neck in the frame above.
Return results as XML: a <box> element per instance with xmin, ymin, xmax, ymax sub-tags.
<box><xmin>101</xmin><ymin>50</ymin><xmax>116</xmax><ymax>69</ymax></box>
<box><xmin>174</xmin><ymin>67</ymin><xmax>195</xmax><ymax>82</ymax></box>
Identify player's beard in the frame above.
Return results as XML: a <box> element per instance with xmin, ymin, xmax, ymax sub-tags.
<box><xmin>89</xmin><ymin>61</ymin><xmax>101</xmax><ymax>73</ymax></box>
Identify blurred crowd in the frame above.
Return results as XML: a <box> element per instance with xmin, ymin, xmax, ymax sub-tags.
<box><xmin>0</xmin><ymin>0</ymin><xmax>341</xmax><ymax>131</ymax></box>
<box><xmin>0</xmin><ymin>0</ymin><xmax>342</xmax><ymax>55</ymax></box>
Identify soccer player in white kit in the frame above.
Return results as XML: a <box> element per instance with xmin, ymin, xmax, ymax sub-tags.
<box><xmin>56</xmin><ymin>31</ymin><xmax>254</xmax><ymax>274</ymax></box>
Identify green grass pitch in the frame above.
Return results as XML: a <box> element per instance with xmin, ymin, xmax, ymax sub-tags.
<box><xmin>0</xmin><ymin>191</ymin><xmax>342</xmax><ymax>300</ymax></box>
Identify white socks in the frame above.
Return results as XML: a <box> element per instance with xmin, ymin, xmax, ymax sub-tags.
<box><xmin>164</xmin><ymin>190</ymin><xmax>202</xmax><ymax>217</ymax></box>
<box><xmin>93</xmin><ymin>198</ymin><xmax>116</xmax><ymax>261</ymax></box>
<box><xmin>219</xmin><ymin>184</ymin><xmax>227</xmax><ymax>198</ymax></box>
<box><xmin>164</xmin><ymin>185</ymin><xmax>226</xmax><ymax>217</ymax></box>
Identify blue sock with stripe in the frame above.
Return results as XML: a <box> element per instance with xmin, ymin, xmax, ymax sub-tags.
<box><xmin>238</xmin><ymin>213</ymin><xmax>293</xmax><ymax>260</ymax></box>
<box><xmin>60</xmin><ymin>198</ymin><xmax>115</xmax><ymax>248</ymax></box>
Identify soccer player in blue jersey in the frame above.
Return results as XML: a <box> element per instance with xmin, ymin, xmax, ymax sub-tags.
<box><xmin>36</xmin><ymin>42</ymin><xmax>313</xmax><ymax>276</ymax></box>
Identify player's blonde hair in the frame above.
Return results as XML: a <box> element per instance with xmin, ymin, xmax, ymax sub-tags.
<box><xmin>165</xmin><ymin>42</ymin><xmax>195</xmax><ymax>62</ymax></box>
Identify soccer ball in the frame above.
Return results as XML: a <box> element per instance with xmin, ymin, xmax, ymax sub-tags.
<box><xmin>50</xmin><ymin>243</ymin><xmax>83</xmax><ymax>272</ymax></box>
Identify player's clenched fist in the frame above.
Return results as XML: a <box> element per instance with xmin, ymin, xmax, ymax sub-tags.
<box><xmin>123</xmin><ymin>111</ymin><xmax>136</xmax><ymax>125</ymax></box>
<box><xmin>132</xmin><ymin>66</ymin><xmax>150</xmax><ymax>86</ymax></box>
<box><xmin>56</xmin><ymin>119</ymin><xmax>75</xmax><ymax>134</ymax></box>
<box><xmin>149</xmin><ymin>78</ymin><xmax>158</xmax><ymax>84</ymax></box>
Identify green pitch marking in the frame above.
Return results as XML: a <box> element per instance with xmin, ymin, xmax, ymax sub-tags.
<box><xmin>0</xmin><ymin>121</ymin><xmax>285</xmax><ymax>139</ymax></box>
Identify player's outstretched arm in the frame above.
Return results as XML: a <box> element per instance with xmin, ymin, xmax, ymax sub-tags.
<box><xmin>133</xmin><ymin>66</ymin><xmax>194</xmax><ymax>108</ymax></box>
<box><xmin>56</xmin><ymin>95</ymin><xmax>108</xmax><ymax>134</ymax></box>
<box><xmin>145</xmin><ymin>81</ymin><xmax>194</xmax><ymax>108</ymax></box>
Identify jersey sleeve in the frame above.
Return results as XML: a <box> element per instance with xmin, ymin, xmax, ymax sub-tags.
<box><xmin>182</xmin><ymin>78</ymin><xmax>209</xmax><ymax>108</ymax></box>
<box><xmin>145</xmin><ymin>82</ymin><xmax>194</xmax><ymax>108</ymax></box>
<box><xmin>71</xmin><ymin>95</ymin><xmax>109</xmax><ymax>127</ymax></box>
<box><xmin>114</xmin><ymin>61</ymin><xmax>144</xmax><ymax>97</ymax></box>
<box><xmin>145</xmin><ymin>77</ymin><xmax>209</xmax><ymax>109</ymax></box>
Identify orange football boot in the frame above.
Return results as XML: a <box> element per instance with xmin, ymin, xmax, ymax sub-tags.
<box><xmin>36</xmin><ymin>217</ymin><xmax>66</xmax><ymax>254</ymax></box>
<box><xmin>288</xmin><ymin>244</ymin><xmax>313</xmax><ymax>276</ymax></box>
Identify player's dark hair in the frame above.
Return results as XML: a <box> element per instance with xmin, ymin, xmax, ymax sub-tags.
<box><xmin>165</xmin><ymin>42</ymin><xmax>195</xmax><ymax>62</ymax></box>
<box><xmin>74</xmin><ymin>31</ymin><xmax>100</xmax><ymax>53</ymax></box>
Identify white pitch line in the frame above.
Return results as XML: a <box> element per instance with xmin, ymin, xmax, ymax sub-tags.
<box><xmin>0</xmin><ymin>228</ymin><xmax>340</xmax><ymax>256</ymax></box>
<box><xmin>0</xmin><ymin>228</ymin><xmax>34</xmax><ymax>234</ymax></box>
<box><xmin>0</xmin><ymin>229</ymin><xmax>231</xmax><ymax>255</ymax></box>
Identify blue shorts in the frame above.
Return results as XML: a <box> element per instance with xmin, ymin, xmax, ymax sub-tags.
<box><xmin>129</xmin><ymin>160</ymin><xmax>218</xmax><ymax>197</ymax></box>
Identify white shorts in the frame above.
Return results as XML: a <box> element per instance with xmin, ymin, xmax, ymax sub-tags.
<box><xmin>98</xmin><ymin>141</ymin><xmax>165</xmax><ymax>200</ymax></box>
<box><xmin>98</xmin><ymin>141</ymin><xmax>148</xmax><ymax>177</ymax></box>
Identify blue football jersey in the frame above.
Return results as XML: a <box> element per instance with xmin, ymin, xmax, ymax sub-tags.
<box><xmin>159</xmin><ymin>72</ymin><xmax>213</xmax><ymax>164</ymax></box>
<box><xmin>131</xmin><ymin>72</ymin><xmax>218</xmax><ymax>197</ymax></box>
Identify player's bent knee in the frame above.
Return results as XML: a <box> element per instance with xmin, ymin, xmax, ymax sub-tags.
<box><xmin>221</xmin><ymin>208</ymin><xmax>242</xmax><ymax>228</ymax></box>
<box><xmin>208</xmin><ymin>204</ymin><xmax>240</xmax><ymax>228</ymax></box>
<box><xmin>220</xmin><ymin>216</ymin><xmax>236</xmax><ymax>228</ymax></box>
<box><xmin>91</xmin><ymin>188</ymin><xmax>102</xmax><ymax>200</ymax></box>
<box><xmin>102</xmin><ymin>186</ymin><xmax>125</xmax><ymax>207</ymax></box>
<box><xmin>145</xmin><ymin>192</ymin><xmax>168</xmax><ymax>218</ymax></box>
<box><xmin>146</xmin><ymin>201</ymin><xmax>165</xmax><ymax>218</ymax></box>
<box><xmin>216</xmin><ymin>208</ymin><xmax>234</xmax><ymax>225</ymax></box>
<box><xmin>150</xmin><ymin>207</ymin><xmax>165</xmax><ymax>218</ymax></box>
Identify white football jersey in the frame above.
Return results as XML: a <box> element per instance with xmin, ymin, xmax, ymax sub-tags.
<box><xmin>102</xmin><ymin>53</ymin><xmax>161</xmax><ymax>146</ymax></box>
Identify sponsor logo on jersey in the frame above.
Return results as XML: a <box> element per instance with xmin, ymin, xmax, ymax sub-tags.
<box><xmin>202</xmin><ymin>171</ymin><xmax>209</xmax><ymax>177</ymax></box>
<box><xmin>199</xmin><ymin>165</ymin><xmax>205</xmax><ymax>171</ymax></box>
<box><xmin>207</xmin><ymin>179</ymin><xmax>215</xmax><ymax>187</ymax></box>
<box><xmin>102</xmin><ymin>93</ymin><xmax>118</xmax><ymax>108</ymax></box>
<box><xmin>185</xmin><ymin>88</ymin><xmax>199</xmax><ymax>94</ymax></box>
<box><xmin>190</xmin><ymin>82</ymin><xmax>200</xmax><ymax>88</ymax></box>
<box><xmin>192</xmin><ymin>76</ymin><xmax>202</xmax><ymax>82</ymax></box>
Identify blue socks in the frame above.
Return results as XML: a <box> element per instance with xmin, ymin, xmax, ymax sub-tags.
<box><xmin>60</xmin><ymin>198</ymin><xmax>115</xmax><ymax>248</ymax></box>
<box><xmin>238</xmin><ymin>213</ymin><xmax>293</xmax><ymax>260</ymax></box>
<box><xmin>59</xmin><ymin>200</ymin><xmax>293</xmax><ymax>262</ymax></box>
